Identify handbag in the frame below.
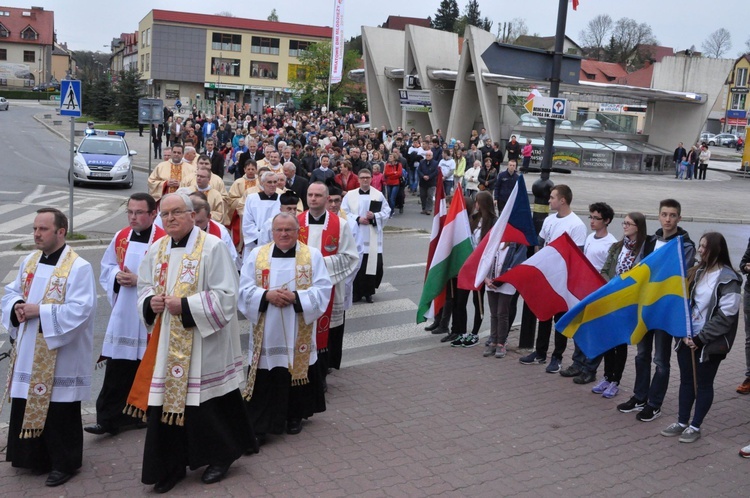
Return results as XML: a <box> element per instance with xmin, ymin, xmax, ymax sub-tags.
<box><xmin>478</xmin><ymin>184</ymin><xmax>486</xmax><ymax>191</ymax></box>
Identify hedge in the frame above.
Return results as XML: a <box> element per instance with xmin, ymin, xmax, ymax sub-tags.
<box><xmin>0</xmin><ymin>90</ymin><xmax>60</xmax><ymax>100</ymax></box>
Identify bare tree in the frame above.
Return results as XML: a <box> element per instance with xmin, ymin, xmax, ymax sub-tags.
<box><xmin>498</xmin><ymin>17</ymin><xmax>529</xmax><ymax>43</ymax></box>
<box><xmin>579</xmin><ymin>14</ymin><xmax>613</xmax><ymax>60</ymax></box>
<box><xmin>701</xmin><ymin>28</ymin><xmax>732</xmax><ymax>58</ymax></box>
<box><xmin>605</xmin><ymin>18</ymin><xmax>657</xmax><ymax>65</ymax></box>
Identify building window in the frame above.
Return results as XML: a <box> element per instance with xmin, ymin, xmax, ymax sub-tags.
<box><xmin>736</xmin><ymin>67</ymin><xmax>748</xmax><ymax>88</ymax></box>
<box><xmin>731</xmin><ymin>93</ymin><xmax>747</xmax><ymax>110</ymax></box>
<box><xmin>0</xmin><ymin>78</ymin><xmax>7</xmax><ymax>86</ymax></box>
<box><xmin>165</xmin><ymin>83</ymin><xmax>180</xmax><ymax>100</ymax></box>
<box><xmin>211</xmin><ymin>57</ymin><xmax>241</xmax><ymax>76</ymax></box>
<box><xmin>251</xmin><ymin>61</ymin><xmax>278</xmax><ymax>79</ymax></box>
<box><xmin>0</xmin><ymin>23</ymin><xmax>8</xmax><ymax>37</ymax></box>
<box><xmin>0</xmin><ymin>48</ymin><xmax>6</xmax><ymax>60</ymax></box>
<box><xmin>212</xmin><ymin>32</ymin><xmax>242</xmax><ymax>52</ymax></box>
<box><xmin>251</xmin><ymin>36</ymin><xmax>280</xmax><ymax>55</ymax></box>
<box><xmin>141</xmin><ymin>30</ymin><xmax>146</xmax><ymax>48</ymax></box>
<box><xmin>288</xmin><ymin>63</ymin><xmax>309</xmax><ymax>81</ymax></box>
<box><xmin>140</xmin><ymin>54</ymin><xmax>144</xmax><ymax>71</ymax></box>
<box><xmin>289</xmin><ymin>40</ymin><xmax>312</xmax><ymax>58</ymax></box>
<box><xmin>146</xmin><ymin>28</ymin><xmax>150</xmax><ymax>47</ymax></box>
<box><xmin>23</xmin><ymin>50</ymin><xmax>35</xmax><ymax>63</ymax></box>
<box><xmin>145</xmin><ymin>53</ymin><xmax>150</xmax><ymax>72</ymax></box>
<box><xmin>20</xmin><ymin>26</ymin><xmax>37</xmax><ymax>40</ymax></box>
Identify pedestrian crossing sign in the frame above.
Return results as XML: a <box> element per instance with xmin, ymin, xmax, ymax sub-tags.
<box><xmin>60</xmin><ymin>80</ymin><xmax>82</xmax><ymax>117</ymax></box>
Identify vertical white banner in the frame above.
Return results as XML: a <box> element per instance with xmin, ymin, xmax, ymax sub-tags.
<box><xmin>330</xmin><ymin>0</ymin><xmax>345</xmax><ymax>84</ymax></box>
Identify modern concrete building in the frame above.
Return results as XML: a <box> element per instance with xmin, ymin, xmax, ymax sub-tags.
<box><xmin>0</xmin><ymin>5</ymin><xmax>54</xmax><ymax>87</ymax></box>
<box><xmin>137</xmin><ymin>9</ymin><xmax>331</xmax><ymax>110</ymax></box>
<box><xmin>357</xmin><ymin>24</ymin><xmax>734</xmax><ymax>173</ymax></box>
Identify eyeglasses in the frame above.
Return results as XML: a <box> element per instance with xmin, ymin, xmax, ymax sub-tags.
<box><xmin>588</xmin><ymin>215</ymin><xmax>603</xmax><ymax>221</ymax></box>
<box><xmin>127</xmin><ymin>210</ymin><xmax>150</xmax><ymax>217</ymax></box>
<box><xmin>622</xmin><ymin>221</ymin><xmax>636</xmax><ymax>227</ymax></box>
<box><xmin>160</xmin><ymin>209</ymin><xmax>191</xmax><ymax>219</ymax></box>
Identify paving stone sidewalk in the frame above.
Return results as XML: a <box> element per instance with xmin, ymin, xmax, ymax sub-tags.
<box><xmin>2</xmin><ymin>322</ymin><xmax>749</xmax><ymax>496</ymax></box>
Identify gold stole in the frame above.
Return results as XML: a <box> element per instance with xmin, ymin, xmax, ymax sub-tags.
<box><xmin>154</xmin><ymin>231</ymin><xmax>206</xmax><ymax>425</ymax></box>
<box><xmin>7</xmin><ymin>249</ymin><xmax>78</xmax><ymax>438</ymax></box>
<box><xmin>243</xmin><ymin>243</ymin><xmax>313</xmax><ymax>401</ymax></box>
<box><xmin>167</xmin><ymin>163</ymin><xmax>182</xmax><ymax>194</ymax></box>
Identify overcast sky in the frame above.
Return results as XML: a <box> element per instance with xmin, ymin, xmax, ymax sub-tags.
<box><xmin>4</xmin><ymin>0</ymin><xmax>748</xmax><ymax>57</ymax></box>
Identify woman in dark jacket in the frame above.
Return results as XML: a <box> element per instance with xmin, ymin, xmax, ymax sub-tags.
<box><xmin>661</xmin><ymin>232</ymin><xmax>741</xmax><ymax>443</ymax></box>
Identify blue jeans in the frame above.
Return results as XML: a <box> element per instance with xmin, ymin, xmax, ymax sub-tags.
<box><xmin>408</xmin><ymin>167</ymin><xmax>419</xmax><ymax>192</ymax></box>
<box><xmin>386</xmin><ymin>184</ymin><xmax>400</xmax><ymax>211</ymax></box>
<box><xmin>571</xmin><ymin>342</ymin><xmax>601</xmax><ymax>375</ymax></box>
<box><xmin>443</xmin><ymin>179</ymin><xmax>454</xmax><ymax>196</ymax></box>
<box><xmin>633</xmin><ymin>329</ymin><xmax>674</xmax><ymax>408</ymax></box>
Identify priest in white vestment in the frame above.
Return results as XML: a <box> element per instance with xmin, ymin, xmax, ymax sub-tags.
<box><xmin>341</xmin><ymin>167</ymin><xmax>391</xmax><ymax>303</ymax></box>
<box><xmin>86</xmin><ymin>193</ymin><xmax>165</xmax><ymax>437</ymax></box>
<box><xmin>133</xmin><ymin>192</ymin><xmax>254</xmax><ymax>493</ymax></box>
<box><xmin>1</xmin><ymin>208</ymin><xmax>96</xmax><ymax>487</ymax></box>
<box><xmin>239</xmin><ymin>212</ymin><xmax>332</xmax><ymax>440</ymax></box>
<box><xmin>242</xmin><ymin>171</ymin><xmax>280</xmax><ymax>260</ymax></box>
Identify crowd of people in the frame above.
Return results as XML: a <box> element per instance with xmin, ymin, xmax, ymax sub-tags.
<box><xmin>3</xmin><ymin>104</ymin><xmax>750</xmax><ymax>493</ymax></box>
<box><xmin>672</xmin><ymin>140</ymin><xmax>712</xmax><ymax>181</ymax></box>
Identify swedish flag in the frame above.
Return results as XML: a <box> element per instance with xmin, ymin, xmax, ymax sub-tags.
<box><xmin>555</xmin><ymin>236</ymin><xmax>691</xmax><ymax>358</ymax></box>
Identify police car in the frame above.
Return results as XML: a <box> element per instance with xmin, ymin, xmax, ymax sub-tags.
<box><xmin>70</xmin><ymin>131</ymin><xmax>136</xmax><ymax>188</ymax></box>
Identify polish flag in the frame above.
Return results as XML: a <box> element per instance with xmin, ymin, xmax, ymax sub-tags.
<box><xmin>496</xmin><ymin>232</ymin><xmax>605</xmax><ymax>321</ymax></box>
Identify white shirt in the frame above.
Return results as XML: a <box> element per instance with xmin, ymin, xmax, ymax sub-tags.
<box><xmin>439</xmin><ymin>158</ymin><xmax>456</xmax><ymax>180</ymax></box>
<box><xmin>584</xmin><ymin>232</ymin><xmax>618</xmax><ymax>272</ymax></box>
<box><xmin>539</xmin><ymin>212</ymin><xmax>587</xmax><ymax>247</ymax></box>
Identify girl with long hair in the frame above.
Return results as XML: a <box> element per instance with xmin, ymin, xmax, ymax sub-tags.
<box><xmin>661</xmin><ymin>232</ymin><xmax>741</xmax><ymax>443</ymax></box>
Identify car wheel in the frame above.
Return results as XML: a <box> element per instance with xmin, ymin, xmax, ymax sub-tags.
<box><xmin>124</xmin><ymin>171</ymin><xmax>134</xmax><ymax>189</ymax></box>
<box><xmin>709</xmin><ymin>141</ymin><xmax>715</xmax><ymax>146</ymax></box>
<box><xmin>67</xmin><ymin>170</ymin><xmax>80</xmax><ymax>187</ymax></box>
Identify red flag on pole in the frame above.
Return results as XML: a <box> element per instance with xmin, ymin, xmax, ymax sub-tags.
<box><xmin>572</xmin><ymin>0</ymin><xmax>579</xmax><ymax>10</ymax></box>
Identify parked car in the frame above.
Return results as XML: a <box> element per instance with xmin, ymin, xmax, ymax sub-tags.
<box><xmin>713</xmin><ymin>133</ymin><xmax>739</xmax><ymax>147</ymax></box>
<box><xmin>0</xmin><ymin>97</ymin><xmax>8</xmax><ymax>111</ymax></box>
<box><xmin>70</xmin><ymin>131</ymin><xmax>136</xmax><ymax>188</ymax></box>
<box><xmin>32</xmin><ymin>81</ymin><xmax>60</xmax><ymax>92</ymax></box>
<box><xmin>699</xmin><ymin>132</ymin><xmax>715</xmax><ymax>144</ymax></box>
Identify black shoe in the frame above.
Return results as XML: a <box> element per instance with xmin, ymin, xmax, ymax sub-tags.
<box><xmin>399</xmin><ymin>208</ymin><xmax>403</xmax><ymax>214</ymax></box>
<box><xmin>286</xmin><ymin>418</ymin><xmax>303</xmax><ymax>435</ymax></box>
<box><xmin>201</xmin><ymin>463</ymin><xmax>230</xmax><ymax>484</ymax></box>
<box><xmin>84</xmin><ymin>423</ymin><xmax>119</xmax><ymax>435</ymax></box>
<box><xmin>45</xmin><ymin>470</ymin><xmax>73</xmax><ymax>487</ymax></box>
<box><xmin>617</xmin><ymin>396</ymin><xmax>646</xmax><ymax>413</ymax></box>
<box><xmin>425</xmin><ymin>321</ymin><xmax>440</xmax><ymax>331</ymax></box>
<box><xmin>431</xmin><ymin>326</ymin><xmax>449</xmax><ymax>335</ymax></box>
<box><xmin>364</xmin><ymin>295</ymin><xmax>373</xmax><ymax>303</ymax></box>
<box><xmin>441</xmin><ymin>333</ymin><xmax>459</xmax><ymax>343</ymax></box>
<box><xmin>573</xmin><ymin>371</ymin><xmax>596</xmax><ymax>384</ymax></box>
<box><xmin>154</xmin><ymin>468</ymin><xmax>186</xmax><ymax>493</ymax></box>
<box><xmin>636</xmin><ymin>405</ymin><xmax>662</xmax><ymax>422</ymax></box>
<box><xmin>559</xmin><ymin>365</ymin><xmax>582</xmax><ymax>378</ymax></box>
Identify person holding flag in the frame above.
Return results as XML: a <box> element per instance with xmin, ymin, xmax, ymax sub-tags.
<box><xmin>660</xmin><ymin>233</ymin><xmax>741</xmax><ymax>443</ymax></box>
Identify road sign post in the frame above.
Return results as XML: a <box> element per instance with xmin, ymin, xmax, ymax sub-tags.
<box><xmin>60</xmin><ymin>80</ymin><xmax>82</xmax><ymax>235</ymax></box>
<box><xmin>139</xmin><ymin>98</ymin><xmax>164</xmax><ymax>174</ymax></box>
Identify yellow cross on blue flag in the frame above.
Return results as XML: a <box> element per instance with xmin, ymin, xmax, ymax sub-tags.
<box><xmin>555</xmin><ymin>236</ymin><xmax>690</xmax><ymax>358</ymax></box>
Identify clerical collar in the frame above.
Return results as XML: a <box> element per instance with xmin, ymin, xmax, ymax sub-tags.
<box><xmin>131</xmin><ymin>225</ymin><xmax>153</xmax><ymax>243</ymax></box>
<box><xmin>40</xmin><ymin>244</ymin><xmax>66</xmax><ymax>266</ymax></box>
<box><xmin>259</xmin><ymin>192</ymin><xmax>278</xmax><ymax>201</ymax></box>
<box><xmin>197</xmin><ymin>185</ymin><xmax>211</xmax><ymax>192</ymax></box>
<box><xmin>171</xmin><ymin>234</ymin><xmax>190</xmax><ymax>248</ymax></box>
<box><xmin>308</xmin><ymin>211</ymin><xmax>327</xmax><ymax>224</ymax></box>
<box><xmin>272</xmin><ymin>245</ymin><xmax>296</xmax><ymax>257</ymax></box>
<box><xmin>358</xmin><ymin>188</ymin><xmax>370</xmax><ymax>195</ymax></box>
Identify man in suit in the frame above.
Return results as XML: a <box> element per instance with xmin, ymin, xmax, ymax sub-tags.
<box><xmin>236</xmin><ymin>140</ymin><xmax>265</xmax><ymax>180</ymax></box>
<box><xmin>205</xmin><ymin>138</ymin><xmax>225</xmax><ymax>177</ymax></box>
<box><xmin>283</xmin><ymin>162</ymin><xmax>309</xmax><ymax>210</ymax></box>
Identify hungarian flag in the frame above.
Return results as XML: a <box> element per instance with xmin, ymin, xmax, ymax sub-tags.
<box><xmin>417</xmin><ymin>187</ymin><xmax>473</xmax><ymax>323</ymax></box>
<box><xmin>423</xmin><ymin>171</ymin><xmax>447</xmax><ymax>319</ymax></box>
<box><xmin>572</xmin><ymin>0</ymin><xmax>579</xmax><ymax>10</ymax></box>
<box><xmin>496</xmin><ymin>233</ymin><xmax>605</xmax><ymax>321</ymax></box>
<box><xmin>457</xmin><ymin>175</ymin><xmax>537</xmax><ymax>291</ymax></box>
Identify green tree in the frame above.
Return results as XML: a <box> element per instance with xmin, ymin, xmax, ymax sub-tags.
<box><xmin>112</xmin><ymin>69</ymin><xmax>145</xmax><ymax>127</ymax></box>
<box><xmin>84</xmin><ymin>76</ymin><xmax>113</xmax><ymax>121</ymax></box>
<box><xmin>432</xmin><ymin>0</ymin><xmax>459</xmax><ymax>32</ymax></box>
<box><xmin>267</xmin><ymin>9</ymin><xmax>279</xmax><ymax>22</ymax></box>
<box><xmin>290</xmin><ymin>41</ymin><xmax>361</xmax><ymax>110</ymax></box>
<box><xmin>464</xmin><ymin>0</ymin><xmax>482</xmax><ymax>27</ymax></box>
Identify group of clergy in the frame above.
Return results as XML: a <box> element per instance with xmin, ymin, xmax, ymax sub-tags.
<box><xmin>1</xmin><ymin>157</ymin><xmax>390</xmax><ymax>492</ymax></box>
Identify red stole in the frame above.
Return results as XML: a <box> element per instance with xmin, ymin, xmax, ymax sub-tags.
<box><xmin>297</xmin><ymin>211</ymin><xmax>339</xmax><ymax>351</ymax></box>
<box><xmin>207</xmin><ymin>220</ymin><xmax>223</xmax><ymax>238</ymax></box>
<box><xmin>115</xmin><ymin>225</ymin><xmax>166</xmax><ymax>270</ymax></box>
